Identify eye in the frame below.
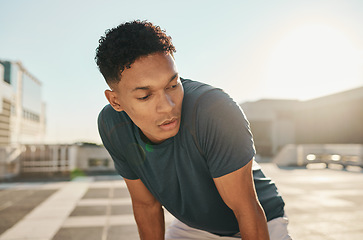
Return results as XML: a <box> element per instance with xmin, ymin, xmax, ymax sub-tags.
<box><xmin>167</xmin><ymin>83</ymin><xmax>178</xmax><ymax>90</ymax></box>
<box><xmin>137</xmin><ymin>95</ymin><xmax>150</xmax><ymax>101</ymax></box>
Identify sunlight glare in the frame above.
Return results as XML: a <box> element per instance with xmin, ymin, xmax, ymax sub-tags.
<box><xmin>265</xmin><ymin>24</ymin><xmax>363</xmax><ymax>100</ymax></box>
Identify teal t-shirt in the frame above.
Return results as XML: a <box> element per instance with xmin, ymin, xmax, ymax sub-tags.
<box><xmin>98</xmin><ymin>79</ymin><xmax>285</xmax><ymax>236</ymax></box>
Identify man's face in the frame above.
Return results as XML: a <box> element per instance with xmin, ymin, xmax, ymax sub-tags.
<box><xmin>106</xmin><ymin>52</ymin><xmax>184</xmax><ymax>144</ymax></box>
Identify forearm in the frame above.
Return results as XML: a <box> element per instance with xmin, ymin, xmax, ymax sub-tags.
<box><xmin>235</xmin><ymin>202</ymin><xmax>270</xmax><ymax>240</ymax></box>
<box><xmin>133</xmin><ymin>202</ymin><xmax>165</xmax><ymax>240</ymax></box>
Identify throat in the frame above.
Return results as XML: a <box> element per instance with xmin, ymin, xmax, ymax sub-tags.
<box><xmin>139</xmin><ymin>129</ymin><xmax>159</xmax><ymax>145</ymax></box>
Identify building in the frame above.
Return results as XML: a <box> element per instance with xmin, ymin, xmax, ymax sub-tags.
<box><xmin>0</xmin><ymin>60</ymin><xmax>46</xmax><ymax>145</ymax></box>
<box><xmin>241</xmin><ymin>86</ymin><xmax>363</xmax><ymax>157</ymax></box>
<box><xmin>0</xmin><ymin>61</ymin><xmax>117</xmax><ymax>181</ymax></box>
<box><xmin>0</xmin><ymin>60</ymin><xmax>46</xmax><ymax>179</ymax></box>
<box><xmin>241</xmin><ymin>99</ymin><xmax>300</xmax><ymax>157</ymax></box>
<box><xmin>295</xmin><ymin>87</ymin><xmax>363</xmax><ymax>145</ymax></box>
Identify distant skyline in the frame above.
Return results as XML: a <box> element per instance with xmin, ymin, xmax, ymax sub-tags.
<box><xmin>1</xmin><ymin>0</ymin><xmax>362</xmax><ymax>144</ymax></box>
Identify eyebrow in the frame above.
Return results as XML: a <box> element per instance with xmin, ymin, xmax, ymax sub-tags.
<box><xmin>132</xmin><ymin>73</ymin><xmax>179</xmax><ymax>92</ymax></box>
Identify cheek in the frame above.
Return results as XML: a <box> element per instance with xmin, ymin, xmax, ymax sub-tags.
<box><xmin>127</xmin><ymin>103</ymin><xmax>147</xmax><ymax>116</ymax></box>
<box><xmin>176</xmin><ymin>91</ymin><xmax>184</xmax><ymax>107</ymax></box>
<box><xmin>124</xmin><ymin>106</ymin><xmax>147</xmax><ymax>123</ymax></box>
<box><xmin>130</xmin><ymin>106</ymin><xmax>155</xmax><ymax>122</ymax></box>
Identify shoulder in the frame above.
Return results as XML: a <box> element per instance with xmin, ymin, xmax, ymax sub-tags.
<box><xmin>98</xmin><ymin>104</ymin><xmax>123</xmax><ymax>120</ymax></box>
<box><xmin>98</xmin><ymin>104</ymin><xmax>131</xmax><ymax>125</ymax></box>
<box><xmin>181</xmin><ymin>78</ymin><xmax>239</xmax><ymax>119</ymax></box>
<box><xmin>181</xmin><ymin>78</ymin><xmax>215</xmax><ymax>92</ymax></box>
<box><xmin>181</xmin><ymin>78</ymin><xmax>222</xmax><ymax>101</ymax></box>
<box><xmin>98</xmin><ymin>104</ymin><xmax>133</xmax><ymax>141</ymax></box>
<box><xmin>181</xmin><ymin>78</ymin><xmax>228</xmax><ymax>113</ymax></box>
<box><xmin>181</xmin><ymin>80</ymin><xmax>255</xmax><ymax>178</ymax></box>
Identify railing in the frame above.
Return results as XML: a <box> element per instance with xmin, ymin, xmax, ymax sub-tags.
<box><xmin>0</xmin><ymin>146</ymin><xmax>22</xmax><ymax>179</ymax></box>
<box><xmin>1</xmin><ymin>144</ymin><xmax>114</xmax><ymax>180</ymax></box>
<box><xmin>305</xmin><ymin>153</ymin><xmax>361</xmax><ymax>167</ymax></box>
<box><xmin>0</xmin><ymin>144</ymin><xmax>74</xmax><ymax>179</ymax></box>
<box><xmin>273</xmin><ymin>144</ymin><xmax>363</xmax><ymax>168</ymax></box>
<box><xmin>20</xmin><ymin>144</ymin><xmax>74</xmax><ymax>173</ymax></box>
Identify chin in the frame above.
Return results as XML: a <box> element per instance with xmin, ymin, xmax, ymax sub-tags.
<box><xmin>161</xmin><ymin>128</ymin><xmax>180</xmax><ymax>141</ymax></box>
<box><xmin>169</xmin><ymin>126</ymin><xmax>181</xmax><ymax>138</ymax></box>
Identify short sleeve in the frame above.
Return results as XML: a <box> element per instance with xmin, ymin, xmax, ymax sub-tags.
<box><xmin>108</xmin><ymin>151</ymin><xmax>139</xmax><ymax>180</ymax></box>
<box><xmin>98</xmin><ymin>106</ymin><xmax>139</xmax><ymax>180</ymax></box>
<box><xmin>195</xmin><ymin>89</ymin><xmax>256</xmax><ymax>178</ymax></box>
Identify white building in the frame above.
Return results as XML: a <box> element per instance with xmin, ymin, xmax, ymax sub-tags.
<box><xmin>0</xmin><ymin>60</ymin><xmax>46</xmax><ymax>179</ymax></box>
<box><xmin>0</xmin><ymin>61</ymin><xmax>117</xmax><ymax>181</ymax></box>
<box><xmin>0</xmin><ymin>60</ymin><xmax>46</xmax><ymax>146</ymax></box>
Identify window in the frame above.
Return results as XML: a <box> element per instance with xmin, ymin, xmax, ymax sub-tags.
<box><xmin>22</xmin><ymin>109</ymin><xmax>40</xmax><ymax>122</ymax></box>
<box><xmin>88</xmin><ymin>158</ymin><xmax>109</xmax><ymax>167</ymax></box>
<box><xmin>0</xmin><ymin>61</ymin><xmax>11</xmax><ymax>84</ymax></box>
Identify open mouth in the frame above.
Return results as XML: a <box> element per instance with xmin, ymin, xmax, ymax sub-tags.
<box><xmin>159</xmin><ymin>118</ymin><xmax>178</xmax><ymax>131</ymax></box>
<box><xmin>160</xmin><ymin>118</ymin><xmax>175</xmax><ymax>125</ymax></box>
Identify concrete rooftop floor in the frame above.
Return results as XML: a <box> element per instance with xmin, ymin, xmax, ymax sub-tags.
<box><xmin>0</xmin><ymin>163</ymin><xmax>362</xmax><ymax>240</ymax></box>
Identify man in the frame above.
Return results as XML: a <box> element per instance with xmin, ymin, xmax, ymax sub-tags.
<box><xmin>95</xmin><ymin>20</ymin><xmax>292</xmax><ymax>240</ymax></box>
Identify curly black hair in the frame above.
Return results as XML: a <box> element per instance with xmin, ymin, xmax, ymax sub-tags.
<box><xmin>95</xmin><ymin>20</ymin><xmax>176</xmax><ymax>85</ymax></box>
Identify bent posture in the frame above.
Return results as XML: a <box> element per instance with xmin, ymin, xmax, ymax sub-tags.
<box><xmin>96</xmin><ymin>20</ymin><xmax>291</xmax><ymax>240</ymax></box>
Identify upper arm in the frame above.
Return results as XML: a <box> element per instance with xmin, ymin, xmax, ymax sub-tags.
<box><xmin>213</xmin><ymin>159</ymin><xmax>260</xmax><ymax>215</ymax></box>
<box><xmin>124</xmin><ymin>178</ymin><xmax>161</xmax><ymax>207</ymax></box>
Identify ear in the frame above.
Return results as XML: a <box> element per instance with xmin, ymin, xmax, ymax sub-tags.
<box><xmin>105</xmin><ymin>90</ymin><xmax>124</xmax><ymax>112</ymax></box>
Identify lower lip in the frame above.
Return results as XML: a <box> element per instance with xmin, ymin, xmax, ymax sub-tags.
<box><xmin>159</xmin><ymin>119</ymin><xmax>178</xmax><ymax>131</ymax></box>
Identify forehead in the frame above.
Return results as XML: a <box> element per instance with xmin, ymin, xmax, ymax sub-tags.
<box><xmin>118</xmin><ymin>52</ymin><xmax>177</xmax><ymax>90</ymax></box>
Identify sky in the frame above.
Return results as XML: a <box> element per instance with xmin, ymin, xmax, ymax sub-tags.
<box><xmin>1</xmin><ymin>0</ymin><xmax>362</xmax><ymax>144</ymax></box>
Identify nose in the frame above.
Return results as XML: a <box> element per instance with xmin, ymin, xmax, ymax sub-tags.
<box><xmin>156</xmin><ymin>92</ymin><xmax>175</xmax><ymax>113</ymax></box>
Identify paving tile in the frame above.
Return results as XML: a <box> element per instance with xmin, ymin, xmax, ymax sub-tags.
<box><xmin>107</xmin><ymin>225</ymin><xmax>139</xmax><ymax>240</ymax></box>
<box><xmin>1</xmin><ymin>218</ymin><xmax>65</xmax><ymax>239</ymax></box>
<box><xmin>64</xmin><ymin>215</ymin><xmax>137</xmax><ymax>228</ymax></box>
<box><xmin>90</xmin><ymin>181</ymin><xmax>126</xmax><ymax>189</ymax></box>
<box><xmin>0</xmin><ymin>189</ymin><xmax>32</xmax><ymax>205</ymax></box>
<box><xmin>52</xmin><ymin>227</ymin><xmax>103</xmax><ymax>240</ymax></box>
<box><xmin>111</xmin><ymin>205</ymin><xmax>133</xmax><ymax>215</ymax></box>
<box><xmin>0</xmin><ymin>189</ymin><xmax>56</xmax><ymax>235</ymax></box>
<box><xmin>0</xmin><ymin>182</ymin><xmax>89</xmax><ymax>240</ymax></box>
<box><xmin>111</xmin><ymin>198</ymin><xmax>132</xmax><ymax>205</ymax></box>
<box><xmin>113</xmin><ymin>188</ymin><xmax>130</xmax><ymax>198</ymax></box>
<box><xmin>82</xmin><ymin>188</ymin><xmax>110</xmax><ymax>199</ymax></box>
<box><xmin>70</xmin><ymin>206</ymin><xmax>107</xmax><ymax>216</ymax></box>
<box><xmin>77</xmin><ymin>198</ymin><xmax>132</xmax><ymax>206</ymax></box>
<box><xmin>63</xmin><ymin>216</ymin><xmax>108</xmax><ymax>227</ymax></box>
